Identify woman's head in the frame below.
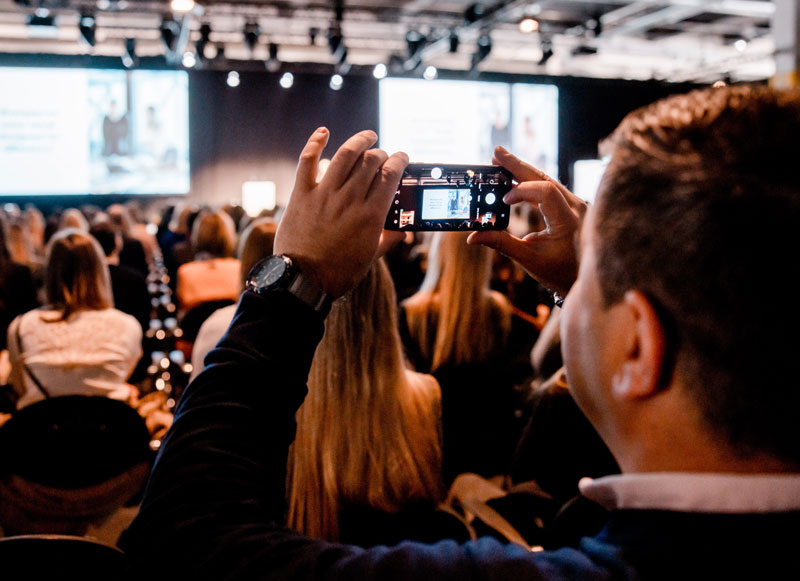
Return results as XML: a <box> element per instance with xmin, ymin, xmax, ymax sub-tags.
<box><xmin>191</xmin><ymin>210</ymin><xmax>236</xmax><ymax>258</ymax></box>
<box><xmin>58</xmin><ymin>208</ymin><xmax>89</xmax><ymax>233</ymax></box>
<box><xmin>288</xmin><ymin>259</ymin><xmax>443</xmax><ymax>541</ymax></box>
<box><xmin>45</xmin><ymin>228</ymin><xmax>113</xmax><ymax>319</ymax></box>
<box><xmin>406</xmin><ymin>232</ymin><xmax>511</xmax><ymax>370</ymax></box>
<box><xmin>237</xmin><ymin>219</ymin><xmax>277</xmax><ymax>290</ymax></box>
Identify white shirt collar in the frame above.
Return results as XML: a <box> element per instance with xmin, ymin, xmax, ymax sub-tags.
<box><xmin>579</xmin><ymin>473</ymin><xmax>800</xmax><ymax>513</ymax></box>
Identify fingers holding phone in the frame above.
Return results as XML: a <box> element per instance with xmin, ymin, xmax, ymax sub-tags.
<box><xmin>469</xmin><ymin>148</ymin><xmax>585</xmax><ymax>295</ymax></box>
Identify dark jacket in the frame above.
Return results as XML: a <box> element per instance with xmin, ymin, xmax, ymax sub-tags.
<box><xmin>121</xmin><ymin>290</ymin><xmax>800</xmax><ymax>580</ymax></box>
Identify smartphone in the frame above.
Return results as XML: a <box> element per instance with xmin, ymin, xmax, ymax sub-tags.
<box><xmin>385</xmin><ymin>163</ymin><xmax>513</xmax><ymax>231</ymax></box>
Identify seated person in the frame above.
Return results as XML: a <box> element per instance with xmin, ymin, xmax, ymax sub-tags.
<box><xmin>401</xmin><ymin>232</ymin><xmax>537</xmax><ymax>482</ymax></box>
<box><xmin>176</xmin><ymin>209</ymin><xmax>240</xmax><ymax>312</ymax></box>
<box><xmin>123</xmin><ymin>86</ymin><xmax>800</xmax><ymax>579</ymax></box>
<box><xmin>190</xmin><ymin>218</ymin><xmax>277</xmax><ymax>380</ymax></box>
<box><xmin>7</xmin><ymin>229</ymin><xmax>142</xmax><ymax>408</ymax></box>
<box><xmin>287</xmin><ymin>259</ymin><xmax>450</xmax><ymax>547</ymax></box>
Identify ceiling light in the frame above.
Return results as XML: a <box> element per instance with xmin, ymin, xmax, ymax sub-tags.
<box><xmin>227</xmin><ymin>71</ymin><xmax>240</xmax><ymax>88</ymax></box>
<box><xmin>243</xmin><ymin>21</ymin><xmax>260</xmax><ymax>53</ymax></box>
<box><xmin>406</xmin><ymin>29</ymin><xmax>426</xmax><ymax>58</ymax></box>
<box><xmin>448</xmin><ymin>30</ymin><xmax>459</xmax><ymax>53</ymax></box>
<box><xmin>734</xmin><ymin>39</ymin><xmax>747</xmax><ymax>52</ymax></box>
<box><xmin>122</xmin><ymin>37</ymin><xmax>137</xmax><ymax>68</ymax></box>
<box><xmin>538</xmin><ymin>38</ymin><xmax>553</xmax><ymax>66</ymax></box>
<box><xmin>519</xmin><ymin>18</ymin><xmax>538</xmax><ymax>34</ymax></box>
<box><xmin>182</xmin><ymin>51</ymin><xmax>196</xmax><ymax>68</ymax></box>
<box><xmin>78</xmin><ymin>12</ymin><xmax>97</xmax><ymax>46</ymax></box>
<box><xmin>160</xmin><ymin>16</ymin><xmax>180</xmax><ymax>52</ymax></box>
<box><xmin>170</xmin><ymin>0</ymin><xmax>194</xmax><ymax>13</ymax></box>
<box><xmin>279</xmin><ymin>72</ymin><xmax>294</xmax><ymax>88</ymax></box>
<box><xmin>266</xmin><ymin>48</ymin><xmax>281</xmax><ymax>72</ymax></box>
<box><xmin>329</xmin><ymin>73</ymin><xmax>343</xmax><ymax>91</ymax></box>
<box><xmin>372</xmin><ymin>63</ymin><xmax>387</xmax><ymax>79</ymax></box>
<box><xmin>196</xmin><ymin>23</ymin><xmax>211</xmax><ymax>59</ymax></box>
<box><xmin>423</xmin><ymin>65</ymin><xmax>437</xmax><ymax>81</ymax></box>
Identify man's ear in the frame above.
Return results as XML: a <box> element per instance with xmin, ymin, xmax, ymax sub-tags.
<box><xmin>611</xmin><ymin>289</ymin><xmax>668</xmax><ymax>401</ymax></box>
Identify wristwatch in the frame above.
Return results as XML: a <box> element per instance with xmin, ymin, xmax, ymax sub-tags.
<box><xmin>245</xmin><ymin>254</ymin><xmax>332</xmax><ymax>316</ymax></box>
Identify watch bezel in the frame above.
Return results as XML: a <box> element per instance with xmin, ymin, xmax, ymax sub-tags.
<box><xmin>246</xmin><ymin>254</ymin><xmax>294</xmax><ymax>294</ymax></box>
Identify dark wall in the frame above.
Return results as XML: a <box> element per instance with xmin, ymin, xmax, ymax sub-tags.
<box><xmin>0</xmin><ymin>54</ymin><xmax>700</xmax><ymax>209</ymax></box>
<box><xmin>187</xmin><ymin>68</ymin><xmax>699</xmax><ymax>205</ymax></box>
<box><xmin>188</xmin><ymin>69</ymin><xmax>380</xmax><ymax>204</ymax></box>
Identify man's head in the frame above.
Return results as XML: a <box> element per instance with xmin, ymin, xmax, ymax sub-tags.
<box><xmin>566</xmin><ymin>85</ymin><xmax>800</xmax><ymax>469</ymax></box>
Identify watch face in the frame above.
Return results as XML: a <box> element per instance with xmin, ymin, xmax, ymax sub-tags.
<box><xmin>249</xmin><ymin>255</ymin><xmax>290</xmax><ymax>291</ymax></box>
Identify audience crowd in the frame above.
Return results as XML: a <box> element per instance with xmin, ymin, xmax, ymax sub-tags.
<box><xmin>0</xmin><ymin>82</ymin><xmax>797</xmax><ymax>579</ymax></box>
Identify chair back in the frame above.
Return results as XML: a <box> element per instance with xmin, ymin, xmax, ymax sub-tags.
<box><xmin>0</xmin><ymin>395</ymin><xmax>152</xmax><ymax>536</ymax></box>
<box><xmin>0</xmin><ymin>534</ymin><xmax>130</xmax><ymax>580</ymax></box>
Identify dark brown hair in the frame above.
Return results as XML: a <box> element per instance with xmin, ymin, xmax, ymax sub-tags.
<box><xmin>594</xmin><ymin>84</ymin><xmax>800</xmax><ymax>463</ymax></box>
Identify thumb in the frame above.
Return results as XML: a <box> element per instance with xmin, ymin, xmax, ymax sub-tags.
<box><xmin>467</xmin><ymin>229</ymin><xmax>524</xmax><ymax>260</ymax></box>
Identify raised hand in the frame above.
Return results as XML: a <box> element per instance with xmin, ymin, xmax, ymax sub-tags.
<box><xmin>275</xmin><ymin>128</ymin><xmax>408</xmax><ymax>298</ymax></box>
<box><xmin>468</xmin><ymin>146</ymin><xmax>586</xmax><ymax>295</ymax></box>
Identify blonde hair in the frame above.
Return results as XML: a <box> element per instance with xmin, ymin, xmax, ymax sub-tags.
<box><xmin>44</xmin><ymin>228</ymin><xmax>113</xmax><ymax>320</ymax></box>
<box><xmin>191</xmin><ymin>210</ymin><xmax>236</xmax><ymax>258</ymax></box>
<box><xmin>237</xmin><ymin>219</ymin><xmax>277</xmax><ymax>290</ymax></box>
<box><xmin>59</xmin><ymin>208</ymin><xmax>89</xmax><ymax>232</ymax></box>
<box><xmin>403</xmin><ymin>232</ymin><xmax>512</xmax><ymax>371</ymax></box>
<box><xmin>287</xmin><ymin>259</ymin><xmax>443</xmax><ymax>541</ymax></box>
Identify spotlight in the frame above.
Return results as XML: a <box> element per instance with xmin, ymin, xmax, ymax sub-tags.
<box><xmin>464</xmin><ymin>3</ymin><xmax>486</xmax><ymax>24</ymax></box>
<box><xmin>170</xmin><ymin>0</ymin><xmax>194</xmax><ymax>12</ymax></box>
<box><xmin>308</xmin><ymin>27</ymin><xmax>318</xmax><ymax>46</ymax></box>
<box><xmin>328</xmin><ymin>25</ymin><xmax>345</xmax><ymax>59</ymax></box>
<box><xmin>335</xmin><ymin>46</ymin><xmax>350</xmax><ymax>75</ymax></box>
<box><xmin>538</xmin><ymin>38</ymin><xmax>553</xmax><ymax>66</ymax></box>
<box><xmin>734</xmin><ymin>39</ymin><xmax>747</xmax><ymax>52</ymax></box>
<box><xmin>519</xmin><ymin>18</ymin><xmax>538</xmax><ymax>34</ymax></box>
<box><xmin>329</xmin><ymin>73</ymin><xmax>343</xmax><ymax>91</ymax></box>
<box><xmin>266</xmin><ymin>42</ymin><xmax>280</xmax><ymax>72</ymax></box>
<box><xmin>182</xmin><ymin>51</ymin><xmax>196</xmax><ymax>68</ymax></box>
<box><xmin>243</xmin><ymin>21</ymin><xmax>260</xmax><ymax>53</ymax></box>
<box><xmin>372</xmin><ymin>63</ymin><xmax>387</xmax><ymax>79</ymax></box>
<box><xmin>448</xmin><ymin>30</ymin><xmax>459</xmax><ymax>53</ymax></box>
<box><xmin>78</xmin><ymin>12</ymin><xmax>97</xmax><ymax>47</ymax></box>
<box><xmin>423</xmin><ymin>65</ymin><xmax>437</xmax><ymax>81</ymax></box>
<box><xmin>405</xmin><ymin>29</ymin><xmax>426</xmax><ymax>58</ymax></box>
<box><xmin>279</xmin><ymin>72</ymin><xmax>294</xmax><ymax>88</ymax></box>
<box><xmin>226</xmin><ymin>71</ymin><xmax>240</xmax><ymax>88</ymax></box>
<box><xmin>122</xmin><ymin>38</ymin><xmax>137</xmax><ymax>68</ymax></box>
<box><xmin>27</xmin><ymin>11</ymin><xmax>57</xmax><ymax>36</ymax></box>
<box><xmin>196</xmin><ymin>23</ymin><xmax>211</xmax><ymax>59</ymax></box>
<box><xmin>161</xmin><ymin>16</ymin><xmax>180</xmax><ymax>52</ymax></box>
<box><xmin>470</xmin><ymin>32</ymin><xmax>491</xmax><ymax>70</ymax></box>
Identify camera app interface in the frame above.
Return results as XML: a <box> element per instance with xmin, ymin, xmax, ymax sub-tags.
<box><xmin>421</xmin><ymin>188</ymin><xmax>471</xmax><ymax>220</ymax></box>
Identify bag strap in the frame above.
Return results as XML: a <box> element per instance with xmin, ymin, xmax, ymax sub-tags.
<box><xmin>13</xmin><ymin>317</ymin><xmax>50</xmax><ymax>399</ymax></box>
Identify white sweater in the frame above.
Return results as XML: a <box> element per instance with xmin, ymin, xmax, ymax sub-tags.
<box><xmin>7</xmin><ymin>308</ymin><xmax>143</xmax><ymax>408</ymax></box>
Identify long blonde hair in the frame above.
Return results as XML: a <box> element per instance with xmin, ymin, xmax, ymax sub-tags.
<box><xmin>403</xmin><ymin>232</ymin><xmax>512</xmax><ymax>371</ymax></box>
<box><xmin>287</xmin><ymin>259</ymin><xmax>443</xmax><ymax>541</ymax></box>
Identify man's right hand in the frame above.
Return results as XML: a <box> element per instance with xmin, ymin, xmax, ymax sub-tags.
<box><xmin>468</xmin><ymin>146</ymin><xmax>586</xmax><ymax>295</ymax></box>
<box><xmin>274</xmin><ymin>128</ymin><xmax>408</xmax><ymax>299</ymax></box>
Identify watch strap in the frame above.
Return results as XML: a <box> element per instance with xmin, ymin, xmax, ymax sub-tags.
<box><xmin>286</xmin><ymin>270</ymin><xmax>333</xmax><ymax>316</ymax></box>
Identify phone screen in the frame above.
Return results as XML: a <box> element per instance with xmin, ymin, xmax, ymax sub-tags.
<box><xmin>386</xmin><ymin>164</ymin><xmax>512</xmax><ymax>231</ymax></box>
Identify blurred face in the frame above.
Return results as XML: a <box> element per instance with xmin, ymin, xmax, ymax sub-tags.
<box><xmin>560</xmin><ymin>206</ymin><xmax>627</xmax><ymax>436</ymax></box>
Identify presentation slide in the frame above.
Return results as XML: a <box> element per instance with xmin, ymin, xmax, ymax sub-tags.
<box><xmin>422</xmin><ymin>188</ymin><xmax>471</xmax><ymax>220</ymax></box>
<box><xmin>379</xmin><ymin>78</ymin><xmax>558</xmax><ymax>171</ymax></box>
<box><xmin>0</xmin><ymin>67</ymin><xmax>190</xmax><ymax>195</ymax></box>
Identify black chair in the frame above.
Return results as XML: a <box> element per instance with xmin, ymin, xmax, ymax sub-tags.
<box><xmin>0</xmin><ymin>534</ymin><xmax>130</xmax><ymax>580</ymax></box>
<box><xmin>0</xmin><ymin>395</ymin><xmax>152</xmax><ymax>536</ymax></box>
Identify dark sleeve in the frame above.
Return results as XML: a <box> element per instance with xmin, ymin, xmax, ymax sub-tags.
<box><xmin>121</xmin><ymin>290</ymin><xmax>591</xmax><ymax>580</ymax></box>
